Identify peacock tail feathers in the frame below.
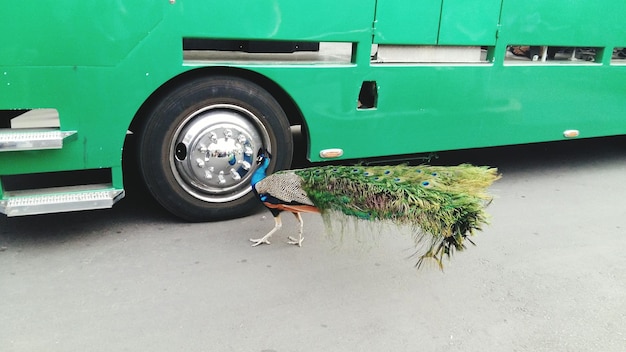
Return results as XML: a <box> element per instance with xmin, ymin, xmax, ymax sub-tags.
<box><xmin>285</xmin><ymin>164</ymin><xmax>500</xmax><ymax>269</ymax></box>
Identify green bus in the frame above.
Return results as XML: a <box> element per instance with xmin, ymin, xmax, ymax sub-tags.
<box><xmin>1</xmin><ymin>0</ymin><xmax>625</xmax><ymax>220</ymax></box>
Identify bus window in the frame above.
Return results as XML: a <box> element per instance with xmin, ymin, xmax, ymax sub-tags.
<box><xmin>505</xmin><ymin>46</ymin><xmax>604</xmax><ymax>64</ymax></box>
<box><xmin>183</xmin><ymin>40</ymin><xmax>354</xmax><ymax>65</ymax></box>
<box><xmin>611</xmin><ymin>47</ymin><xmax>626</xmax><ymax>65</ymax></box>
<box><xmin>372</xmin><ymin>45</ymin><xmax>491</xmax><ymax>64</ymax></box>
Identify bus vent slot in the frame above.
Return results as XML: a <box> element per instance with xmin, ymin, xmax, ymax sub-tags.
<box><xmin>358</xmin><ymin>81</ymin><xmax>378</xmax><ymax>109</ymax></box>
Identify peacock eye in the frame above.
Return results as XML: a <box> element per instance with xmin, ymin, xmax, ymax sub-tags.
<box><xmin>431</xmin><ymin>172</ymin><xmax>438</xmax><ymax>177</ymax></box>
<box><xmin>421</xmin><ymin>181</ymin><xmax>430</xmax><ymax>187</ymax></box>
<box><xmin>363</xmin><ymin>172</ymin><xmax>370</xmax><ymax>176</ymax></box>
<box><xmin>394</xmin><ymin>178</ymin><xmax>401</xmax><ymax>182</ymax></box>
<box><xmin>384</xmin><ymin>170</ymin><xmax>391</xmax><ymax>175</ymax></box>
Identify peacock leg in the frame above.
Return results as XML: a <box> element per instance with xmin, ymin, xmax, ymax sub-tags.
<box><xmin>250</xmin><ymin>215</ymin><xmax>282</xmax><ymax>246</ymax></box>
<box><xmin>287</xmin><ymin>212</ymin><xmax>304</xmax><ymax>247</ymax></box>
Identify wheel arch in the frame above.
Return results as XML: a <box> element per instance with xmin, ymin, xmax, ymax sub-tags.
<box><xmin>129</xmin><ymin>66</ymin><xmax>308</xmax><ymax>139</ymax></box>
<box><xmin>126</xmin><ymin>67</ymin><xmax>301</xmax><ymax>221</ymax></box>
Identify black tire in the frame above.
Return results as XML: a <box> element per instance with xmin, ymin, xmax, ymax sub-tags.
<box><xmin>137</xmin><ymin>75</ymin><xmax>293</xmax><ymax>221</ymax></box>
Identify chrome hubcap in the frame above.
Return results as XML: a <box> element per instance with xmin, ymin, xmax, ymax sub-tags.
<box><xmin>170</xmin><ymin>104</ymin><xmax>269</xmax><ymax>203</ymax></box>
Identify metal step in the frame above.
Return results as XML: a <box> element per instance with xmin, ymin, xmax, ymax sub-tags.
<box><xmin>0</xmin><ymin>184</ymin><xmax>125</xmax><ymax>217</ymax></box>
<box><xmin>0</xmin><ymin>129</ymin><xmax>77</xmax><ymax>152</ymax></box>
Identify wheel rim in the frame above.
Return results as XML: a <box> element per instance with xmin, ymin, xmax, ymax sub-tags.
<box><xmin>169</xmin><ymin>104</ymin><xmax>270</xmax><ymax>203</ymax></box>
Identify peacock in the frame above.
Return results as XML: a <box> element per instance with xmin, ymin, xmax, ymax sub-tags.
<box><xmin>250</xmin><ymin>149</ymin><xmax>500</xmax><ymax>268</ymax></box>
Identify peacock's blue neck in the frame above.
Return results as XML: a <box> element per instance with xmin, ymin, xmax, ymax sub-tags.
<box><xmin>251</xmin><ymin>158</ymin><xmax>270</xmax><ymax>186</ymax></box>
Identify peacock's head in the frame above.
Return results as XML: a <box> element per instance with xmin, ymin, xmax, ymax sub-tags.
<box><xmin>256</xmin><ymin>148</ymin><xmax>272</xmax><ymax>165</ymax></box>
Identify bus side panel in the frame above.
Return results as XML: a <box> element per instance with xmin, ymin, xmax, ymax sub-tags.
<box><xmin>285</xmin><ymin>0</ymin><xmax>626</xmax><ymax>161</ymax></box>
<box><xmin>0</xmin><ymin>2</ymin><xmax>178</xmax><ymax>175</ymax></box>
<box><xmin>0</xmin><ymin>0</ymin><xmax>379</xmax><ymax>176</ymax></box>
<box><xmin>2</xmin><ymin>0</ymin><xmax>626</xmax><ymax>173</ymax></box>
<box><xmin>244</xmin><ymin>62</ymin><xmax>626</xmax><ymax>162</ymax></box>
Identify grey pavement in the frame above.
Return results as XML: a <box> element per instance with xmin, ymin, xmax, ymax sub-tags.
<box><xmin>1</xmin><ymin>137</ymin><xmax>626</xmax><ymax>351</ymax></box>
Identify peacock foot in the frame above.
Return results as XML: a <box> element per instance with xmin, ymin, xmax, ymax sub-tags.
<box><xmin>287</xmin><ymin>236</ymin><xmax>304</xmax><ymax>247</ymax></box>
<box><xmin>250</xmin><ymin>237</ymin><xmax>271</xmax><ymax>247</ymax></box>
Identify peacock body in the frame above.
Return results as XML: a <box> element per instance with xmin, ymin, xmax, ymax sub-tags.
<box><xmin>250</xmin><ymin>150</ymin><xmax>500</xmax><ymax>268</ymax></box>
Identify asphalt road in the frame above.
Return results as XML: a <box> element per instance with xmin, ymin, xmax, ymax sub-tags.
<box><xmin>1</xmin><ymin>136</ymin><xmax>626</xmax><ymax>352</ymax></box>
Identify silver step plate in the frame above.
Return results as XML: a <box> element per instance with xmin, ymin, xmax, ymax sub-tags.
<box><xmin>0</xmin><ymin>185</ymin><xmax>125</xmax><ymax>217</ymax></box>
<box><xmin>0</xmin><ymin>129</ymin><xmax>77</xmax><ymax>152</ymax></box>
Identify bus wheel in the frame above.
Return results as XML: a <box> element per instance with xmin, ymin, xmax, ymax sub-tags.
<box><xmin>138</xmin><ymin>75</ymin><xmax>293</xmax><ymax>221</ymax></box>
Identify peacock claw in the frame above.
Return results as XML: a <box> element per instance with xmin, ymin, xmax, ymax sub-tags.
<box><xmin>287</xmin><ymin>236</ymin><xmax>304</xmax><ymax>247</ymax></box>
<box><xmin>250</xmin><ymin>238</ymin><xmax>271</xmax><ymax>247</ymax></box>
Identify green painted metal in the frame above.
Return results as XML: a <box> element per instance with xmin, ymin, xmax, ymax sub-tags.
<box><xmin>1</xmin><ymin>2</ymin><xmax>164</xmax><ymax>67</ymax></box>
<box><xmin>439</xmin><ymin>0</ymin><xmax>502</xmax><ymax>45</ymax></box>
<box><xmin>1</xmin><ymin>0</ymin><xmax>626</xmax><ymax>207</ymax></box>
<box><xmin>181</xmin><ymin>0</ymin><xmax>376</xmax><ymax>42</ymax></box>
<box><xmin>374</xmin><ymin>0</ymin><xmax>502</xmax><ymax>45</ymax></box>
<box><xmin>374</xmin><ymin>0</ymin><xmax>442</xmax><ymax>44</ymax></box>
